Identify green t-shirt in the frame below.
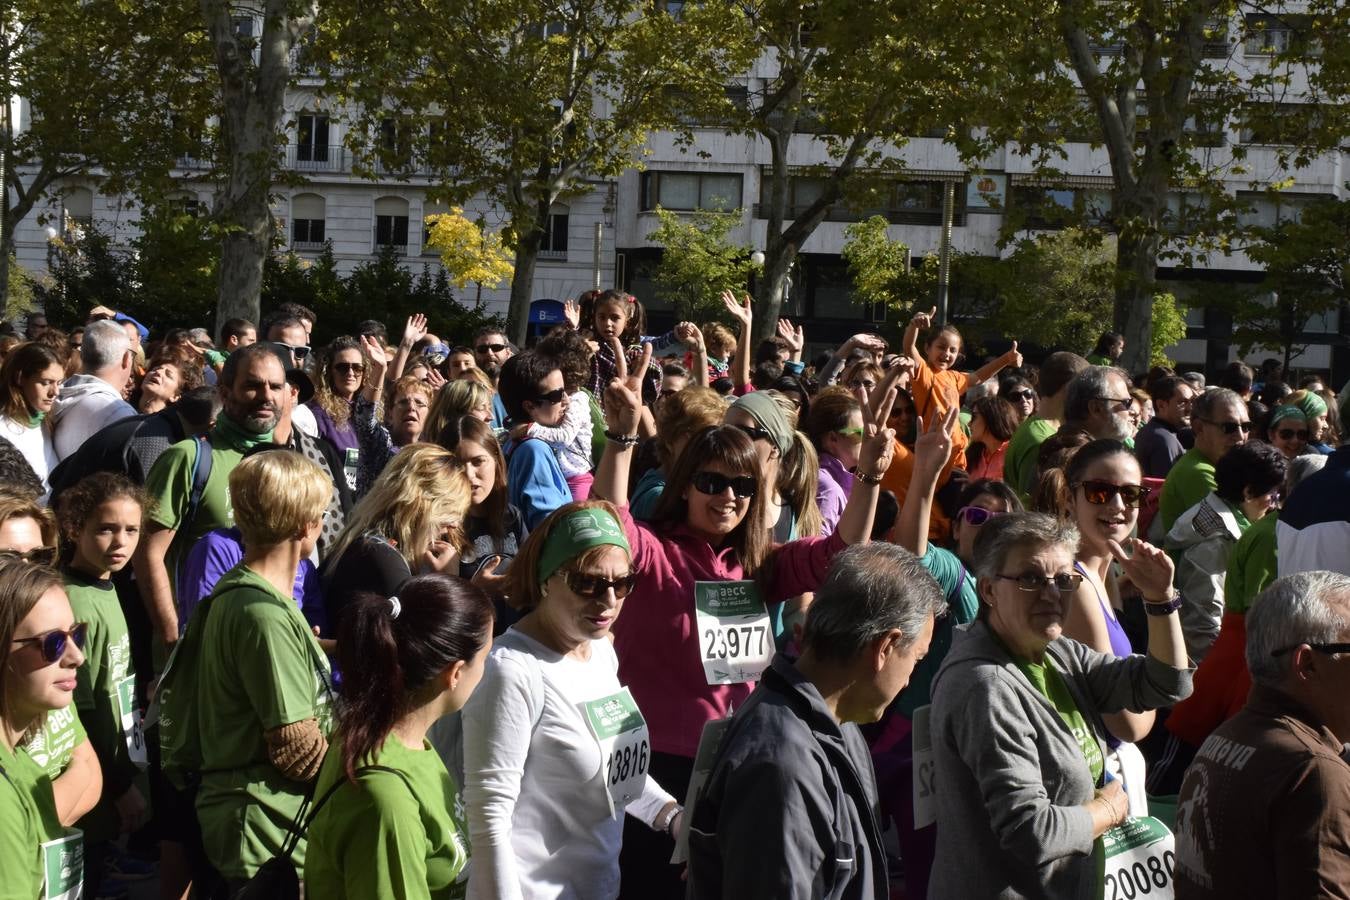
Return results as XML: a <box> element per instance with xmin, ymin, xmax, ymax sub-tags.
<box><xmin>21</xmin><ymin>706</ymin><xmax>86</xmax><ymax>781</ymax></box>
<box><xmin>66</xmin><ymin>570</ymin><xmax>139</xmax><ymax>842</ymax></box>
<box><xmin>143</xmin><ymin>437</ymin><xmax>242</xmax><ymax>585</ymax></box>
<box><xmin>0</xmin><ymin>739</ymin><xmax>69</xmax><ymax>900</ymax></box>
<box><xmin>898</xmin><ymin>545</ymin><xmax>979</xmax><ymax>718</ymax></box>
<box><xmin>1015</xmin><ymin>655</ymin><xmax>1105</xmax><ymax>784</ymax></box>
<box><xmin>304</xmin><ymin>736</ymin><xmax>470</xmax><ymax>900</ymax></box>
<box><xmin>193</xmin><ymin>564</ymin><xmax>335</xmax><ymax>880</ymax></box>
<box><xmin>1005</xmin><ymin>415</ymin><xmax>1058</xmax><ymax>499</ymax></box>
<box><xmin>1225</xmin><ymin>511</ymin><xmax>1279</xmax><ymax>614</ymax></box>
<box><xmin>1159</xmin><ymin>448</ymin><xmax>1216</xmax><ymax>534</ymax></box>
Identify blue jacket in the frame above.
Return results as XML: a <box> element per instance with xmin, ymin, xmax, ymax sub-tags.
<box><xmin>505</xmin><ymin>437</ymin><xmax>571</xmax><ymax>530</ymax></box>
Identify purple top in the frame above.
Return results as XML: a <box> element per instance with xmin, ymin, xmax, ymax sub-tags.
<box><xmin>815</xmin><ymin>453</ymin><xmax>855</xmax><ymax>536</ymax></box>
<box><xmin>177</xmin><ymin>527</ymin><xmax>324</xmax><ymax>634</ymax></box>
<box><xmin>307</xmin><ymin>399</ymin><xmax>360</xmax><ymax>455</ymax></box>
<box><xmin>1074</xmin><ymin>561</ymin><xmax>1133</xmax><ymax>658</ymax></box>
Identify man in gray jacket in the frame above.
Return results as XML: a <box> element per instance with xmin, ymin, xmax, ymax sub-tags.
<box><xmin>687</xmin><ymin>543</ymin><xmax>946</xmax><ymax>900</ymax></box>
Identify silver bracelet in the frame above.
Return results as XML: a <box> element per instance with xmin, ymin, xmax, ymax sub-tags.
<box><xmin>658</xmin><ymin>804</ymin><xmax>682</xmax><ymax>835</ymax></box>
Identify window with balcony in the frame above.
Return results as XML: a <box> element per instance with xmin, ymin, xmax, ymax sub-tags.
<box><xmin>292</xmin><ymin>193</ymin><xmax>326</xmax><ymax>249</ymax></box>
<box><xmin>296</xmin><ymin>114</ymin><xmax>330</xmax><ymax>165</ymax></box>
<box><xmin>1237</xmin><ymin>191</ymin><xmax>1333</xmax><ymax>229</ymax></box>
<box><xmin>378</xmin><ymin>118</ymin><xmax>414</xmax><ymax>171</ymax></box>
<box><xmin>374</xmin><ymin>196</ymin><xmax>410</xmax><ymax>252</ymax></box>
<box><xmin>1011</xmin><ymin>185</ymin><xmax>1112</xmax><ymax>229</ymax></box>
<box><xmin>540</xmin><ymin>205</ymin><xmax>569</xmax><ymax>260</ymax></box>
<box><xmin>641</xmin><ymin>171</ymin><xmax>742</xmax><ymax>212</ymax></box>
<box><xmin>756</xmin><ymin>175</ymin><xmax>966</xmax><ymax>225</ymax></box>
<box><xmin>1244</xmin><ymin>14</ymin><xmax>1318</xmax><ymax>57</ymax></box>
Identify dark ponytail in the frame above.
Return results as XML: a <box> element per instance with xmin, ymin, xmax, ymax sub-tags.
<box><xmin>336</xmin><ymin>574</ymin><xmax>494</xmax><ymax>783</ymax></box>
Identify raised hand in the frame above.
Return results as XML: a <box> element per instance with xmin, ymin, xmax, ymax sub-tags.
<box><xmin>563</xmin><ymin>298</ymin><xmax>581</xmax><ymax>329</ymax></box>
<box><xmin>1108</xmin><ymin>537</ymin><xmax>1175</xmax><ymax>602</ymax></box>
<box><xmin>846</xmin><ymin>332</ymin><xmax>888</xmax><ymax>355</ymax></box>
<box><xmin>857</xmin><ymin>385</ymin><xmax>899</xmax><ymax>477</ymax></box>
<box><xmin>720</xmin><ymin>289</ymin><xmax>752</xmax><ymax>328</ymax></box>
<box><xmin>776</xmin><ymin>318</ymin><xmax>804</xmax><ymax>353</ymax></box>
<box><xmin>361</xmin><ymin>334</ymin><xmax>391</xmax><ymax>370</ymax></box>
<box><xmin>1005</xmin><ymin>340</ymin><xmax>1023</xmax><ymax>369</ymax></box>
<box><xmin>674</xmin><ymin>321</ymin><xmax>703</xmax><ymax>349</ymax></box>
<box><xmin>603</xmin><ymin>376</ymin><xmax>643</xmax><ymax>437</ymax></box>
<box><xmin>911</xmin><ymin>305</ymin><xmax>937</xmax><ymax>331</ymax></box>
<box><xmin>913</xmin><ymin>407</ymin><xmax>959</xmax><ymax>479</ymax></box>
<box><xmin>402</xmin><ymin>313</ymin><xmax>429</xmax><ymax>347</ymax></box>
<box><xmin>424</xmin><ymin>367</ymin><xmax>447</xmax><ymax>391</ymax></box>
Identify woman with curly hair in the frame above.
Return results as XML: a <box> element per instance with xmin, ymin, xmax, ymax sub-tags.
<box><xmin>307</xmin><ymin>336</ymin><xmax>369</xmax><ymax>491</ymax></box>
<box><xmin>136</xmin><ymin>346</ymin><xmax>205</xmax><ymax>415</ymax></box>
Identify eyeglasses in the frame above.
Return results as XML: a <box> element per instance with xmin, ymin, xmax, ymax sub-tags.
<box><xmin>277</xmin><ymin>342</ymin><xmax>311</xmax><ymax>362</ymax></box>
<box><xmin>732</xmin><ymin>422</ymin><xmax>773</xmax><ymax>444</ymax></box>
<box><xmin>1277</xmin><ymin>428</ymin><xmax>1309</xmax><ymax>441</ymax></box>
<box><xmin>1200</xmin><ymin>418</ymin><xmax>1251</xmax><ymax>435</ymax></box>
<box><xmin>531</xmin><ymin>388</ymin><xmax>566</xmax><ymax>406</ymax></box>
<box><xmin>1007</xmin><ymin>389</ymin><xmax>1035</xmax><ymax>402</ymax></box>
<box><xmin>564</xmin><ymin>569</ymin><xmax>637</xmax><ymax>600</ymax></box>
<box><xmin>332</xmin><ymin>363</ymin><xmax>365</xmax><ymax>375</ymax></box>
<box><xmin>0</xmin><ymin>547</ymin><xmax>58</xmax><ymax>566</ymax></box>
<box><xmin>11</xmin><ymin>622</ymin><xmax>88</xmax><ymax>664</ymax></box>
<box><xmin>476</xmin><ymin>343</ymin><xmax>507</xmax><ymax>355</ymax></box>
<box><xmin>994</xmin><ymin>572</ymin><xmax>1085</xmax><ymax>594</ymax></box>
<box><xmin>1271</xmin><ymin>642</ymin><xmax>1350</xmax><ymax>658</ymax></box>
<box><xmin>834</xmin><ymin>426</ymin><xmax>865</xmax><ymax>444</ymax></box>
<box><xmin>848</xmin><ymin>379</ymin><xmax>877</xmax><ymax>391</ymax></box>
<box><xmin>691</xmin><ymin>470</ymin><xmax>758</xmax><ymax>499</ymax></box>
<box><xmin>956</xmin><ymin>506</ymin><xmax>1005</xmax><ymax>527</ymax></box>
<box><xmin>1096</xmin><ymin>396</ymin><xmax>1133</xmax><ymax>413</ymax></box>
<box><xmin>1074</xmin><ymin>480</ymin><xmax>1150</xmax><ymax>508</ymax></box>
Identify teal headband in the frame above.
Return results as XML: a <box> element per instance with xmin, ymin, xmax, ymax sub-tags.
<box><xmin>536</xmin><ymin>508</ymin><xmax>630</xmax><ymax>585</ymax></box>
<box><xmin>731</xmin><ymin>391</ymin><xmax>793</xmax><ymax>458</ymax></box>
<box><xmin>1292</xmin><ymin>391</ymin><xmax>1328</xmax><ymax>420</ymax></box>
<box><xmin>1268</xmin><ymin>405</ymin><xmax>1307</xmax><ymax>430</ymax></box>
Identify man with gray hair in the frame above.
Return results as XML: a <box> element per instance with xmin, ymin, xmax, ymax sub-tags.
<box><xmin>1059</xmin><ymin>365</ymin><xmax>1135</xmax><ymax>443</ymax></box>
<box><xmin>50</xmin><ymin>317</ymin><xmax>137</xmax><ymax>459</ymax></box>
<box><xmin>687</xmin><ymin>542</ymin><xmax>946</xmax><ymax>899</ymax></box>
<box><xmin>1174</xmin><ymin>571</ymin><xmax>1350</xmax><ymax>899</ymax></box>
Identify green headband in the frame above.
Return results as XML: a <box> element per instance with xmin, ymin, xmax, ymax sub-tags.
<box><xmin>536</xmin><ymin>508</ymin><xmax>630</xmax><ymax>585</ymax></box>
<box><xmin>731</xmin><ymin>391</ymin><xmax>793</xmax><ymax>458</ymax></box>
<box><xmin>1269</xmin><ymin>405</ymin><xmax>1307</xmax><ymax>430</ymax></box>
<box><xmin>1292</xmin><ymin>391</ymin><xmax>1328</xmax><ymax>420</ymax></box>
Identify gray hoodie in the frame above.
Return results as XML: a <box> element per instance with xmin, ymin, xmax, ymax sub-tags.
<box><xmin>928</xmin><ymin>620</ymin><xmax>1192</xmax><ymax>899</ymax></box>
<box><xmin>50</xmin><ymin>374</ymin><xmax>137</xmax><ymax>460</ymax></box>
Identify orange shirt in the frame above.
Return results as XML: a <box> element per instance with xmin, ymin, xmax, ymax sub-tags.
<box><xmin>911</xmin><ymin>361</ymin><xmax>971</xmax><ymax>470</ymax></box>
<box><xmin>880</xmin><ymin>438</ymin><xmax>959</xmax><ymax>543</ymax></box>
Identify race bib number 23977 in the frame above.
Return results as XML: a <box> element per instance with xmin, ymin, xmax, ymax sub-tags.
<box><xmin>694</xmin><ymin>580</ymin><xmax>773</xmax><ymax>685</ymax></box>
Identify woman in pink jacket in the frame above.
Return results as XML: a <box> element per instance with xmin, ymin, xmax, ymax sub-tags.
<box><xmin>592</xmin><ymin>375</ymin><xmax>897</xmax><ymax>898</ymax></box>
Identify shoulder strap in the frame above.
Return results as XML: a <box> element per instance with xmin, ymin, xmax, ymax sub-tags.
<box><xmin>279</xmin><ymin>764</ymin><xmax>403</xmax><ymax>859</ymax></box>
<box><xmin>184</xmin><ymin>435</ymin><xmax>214</xmax><ymax>532</ymax></box>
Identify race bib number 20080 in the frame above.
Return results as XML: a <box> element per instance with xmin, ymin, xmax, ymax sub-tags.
<box><xmin>694</xmin><ymin>581</ymin><xmax>773</xmax><ymax>685</ymax></box>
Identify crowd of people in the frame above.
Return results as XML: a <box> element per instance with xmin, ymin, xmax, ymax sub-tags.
<box><xmin>1</xmin><ymin>293</ymin><xmax>1348</xmax><ymax>900</ymax></box>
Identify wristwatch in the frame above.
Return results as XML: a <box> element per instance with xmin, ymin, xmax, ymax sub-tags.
<box><xmin>1142</xmin><ymin>590</ymin><xmax>1183</xmax><ymax>616</ymax></box>
<box><xmin>855</xmin><ymin>470</ymin><xmax>884</xmax><ymax>485</ymax></box>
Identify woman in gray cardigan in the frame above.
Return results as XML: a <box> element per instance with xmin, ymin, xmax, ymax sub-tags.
<box><xmin>929</xmin><ymin>512</ymin><xmax>1192</xmax><ymax>899</ymax></box>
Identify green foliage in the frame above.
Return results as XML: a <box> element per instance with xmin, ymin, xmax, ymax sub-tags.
<box><xmin>31</xmin><ymin>228</ymin><xmax>136</xmax><ymax>330</ymax></box>
<box><xmin>841</xmin><ymin>217</ymin><xmax>911</xmax><ymax>310</ymax></box>
<box><xmin>6</xmin><ymin>258</ymin><xmax>35</xmax><ymax>321</ymax></box>
<box><xmin>647</xmin><ymin>207</ymin><xmax>758</xmax><ymax>322</ymax></box>
<box><xmin>1149</xmin><ymin>293</ymin><xmax>1189</xmax><ymax>367</ymax></box>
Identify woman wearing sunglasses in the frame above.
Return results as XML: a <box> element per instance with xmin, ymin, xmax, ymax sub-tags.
<box><xmin>0</xmin><ymin>557</ymin><xmax>88</xmax><ymax>900</ymax></box>
<box><xmin>307</xmin><ymin>337</ymin><xmax>369</xmax><ymax>493</ymax></box>
<box><xmin>804</xmin><ymin>387</ymin><xmax>865</xmax><ymax>535</ymax></box>
<box><xmin>1267</xmin><ymin>404</ymin><xmax>1311</xmax><ymax>459</ymax></box>
<box><xmin>928</xmin><ymin>513</ymin><xmax>1191</xmax><ymax>899</ymax></box>
<box><xmin>593</xmin><ymin>376</ymin><xmax>896</xmax><ymax>898</ymax></box>
<box><xmin>461</xmin><ymin>500</ymin><xmax>682</xmax><ymax>900</ymax></box>
<box><xmin>724</xmin><ymin>390</ymin><xmax>823</xmax><ymax>542</ymax></box>
<box><xmin>1165</xmin><ymin>441</ymin><xmax>1286</xmax><ymax>663</ymax></box>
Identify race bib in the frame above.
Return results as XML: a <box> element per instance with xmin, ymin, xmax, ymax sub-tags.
<box><xmin>1101</xmin><ymin>816</ymin><xmax>1177</xmax><ymax>900</ymax></box>
<box><xmin>672</xmin><ymin>715</ymin><xmax>734</xmax><ymax>866</ymax></box>
<box><xmin>115</xmin><ymin>675</ymin><xmax>148</xmax><ymax>769</ymax></box>
<box><xmin>343</xmin><ymin>447</ymin><xmax>359</xmax><ymax>493</ymax></box>
<box><xmin>911</xmin><ymin>705</ymin><xmax>937</xmax><ymax>829</ymax></box>
<box><xmin>41</xmin><ymin>828</ymin><xmax>83</xmax><ymax>900</ymax></box>
<box><xmin>581</xmin><ymin>687</ymin><xmax>650</xmax><ymax>817</ymax></box>
<box><xmin>694</xmin><ymin>581</ymin><xmax>773</xmax><ymax>685</ymax></box>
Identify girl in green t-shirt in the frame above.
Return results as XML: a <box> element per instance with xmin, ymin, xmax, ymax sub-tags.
<box><xmin>304</xmin><ymin>575</ymin><xmax>494</xmax><ymax>900</ymax></box>
<box><xmin>0</xmin><ymin>557</ymin><xmax>89</xmax><ymax>900</ymax></box>
<box><xmin>55</xmin><ymin>473</ymin><xmax>150</xmax><ymax>889</ymax></box>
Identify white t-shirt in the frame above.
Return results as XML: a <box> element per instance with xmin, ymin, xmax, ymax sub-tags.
<box><xmin>0</xmin><ymin>415</ymin><xmax>57</xmax><ymax>502</ymax></box>
<box><xmin>462</xmin><ymin>629</ymin><xmax>673</xmax><ymax>900</ymax></box>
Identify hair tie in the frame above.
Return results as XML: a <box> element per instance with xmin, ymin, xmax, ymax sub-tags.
<box><xmin>387</xmin><ymin>596</ymin><xmax>402</xmax><ymax>619</ymax></box>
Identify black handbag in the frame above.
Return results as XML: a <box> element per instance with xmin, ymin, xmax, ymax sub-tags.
<box><xmin>232</xmin><ymin>765</ymin><xmax>400</xmax><ymax>900</ymax></box>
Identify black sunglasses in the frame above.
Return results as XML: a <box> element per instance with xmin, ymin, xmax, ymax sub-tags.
<box><xmin>1007</xmin><ymin>389</ymin><xmax>1035</xmax><ymax>402</ymax></box>
<box><xmin>564</xmin><ymin>570</ymin><xmax>637</xmax><ymax>600</ymax></box>
<box><xmin>277</xmin><ymin>341</ymin><xmax>311</xmax><ymax>361</ymax></box>
<box><xmin>1272</xmin><ymin>642</ymin><xmax>1350</xmax><ymax>658</ymax></box>
<box><xmin>332</xmin><ymin>362</ymin><xmax>365</xmax><ymax>375</ymax></box>
<box><xmin>0</xmin><ymin>547</ymin><xmax>58</xmax><ymax>566</ymax></box>
<box><xmin>731</xmin><ymin>422</ymin><xmax>773</xmax><ymax>444</ymax></box>
<box><xmin>1074</xmin><ymin>480</ymin><xmax>1149</xmax><ymax>508</ymax></box>
<box><xmin>476</xmin><ymin>343</ymin><xmax>507</xmax><ymax>354</ymax></box>
<box><xmin>692</xmin><ymin>471</ymin><xmax>757</xmax><ymax>499</ymax></box>
<box><xmin>11</xmin><ymin>622</ymin><xmax>89</xmax><ymax>664</ymax></box>
<box><xmin>994</xmin><ymin>572</ymin><xmax>1085</xmax><ymax>594</ymax></box>
<box><xmin>531</xmin><ymin>387</ymin><xmax>566</xmax><ymax>406</ymax></box>
<box><xmin>1276</xmin><ymin>428</ymin><xmax>1309</xmax><ymax>441</ymax></box>
<box><xmin>1096</xmin><ymin>396</ymin><xmax>1133</xmax><ymax>413</ymax></box>
<box><xmin>1200</xmin><ymin>418</ymin><xmax>1251</xmax><ymax>435</ymax></box>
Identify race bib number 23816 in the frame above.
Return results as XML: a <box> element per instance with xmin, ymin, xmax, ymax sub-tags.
<box><xmin>694</xmin><ymin>580</ymin><xmax>773</xmax><ymax>685</ymax></box>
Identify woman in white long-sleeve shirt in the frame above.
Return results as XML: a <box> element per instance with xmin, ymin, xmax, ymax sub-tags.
<box><xmin>462</xmin><ymin>500</ymin><xmax>680</xmax><ymax>900</ymax></box>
